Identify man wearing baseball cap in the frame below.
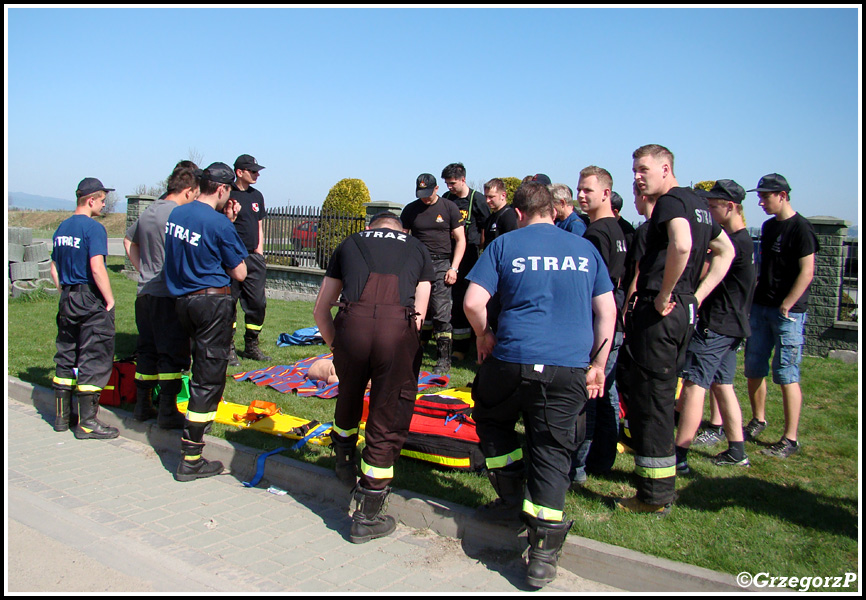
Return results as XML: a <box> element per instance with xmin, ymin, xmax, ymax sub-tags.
<box><xmin>229</xmin><ymin>154</ymin><xmax>270</xmax><ymax>363</ymax></box>
<box><xmin>675</xmin><ymin>180</ymin><xmax>756</xmax><ymax>472</ymax></box>
<box><xmin>50</xmin><ymin>178</ymin><xmax>119</xmax><ymax>440</ymax></box>
<box><xmin>164</xmin><ymin>162</ymin><xmax>249</xmax><ymax>481</ymax></box>
<box><xmin>400</xmin><ymin>173</ymin><xmax>466</xmax><ymax>374</ymax></box>
<box><xmin>742</xmin><ymin>174</ymin><xmax>818</xmax><ymax>459</ymax></box>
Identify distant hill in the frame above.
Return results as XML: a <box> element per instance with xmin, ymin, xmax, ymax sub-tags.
<box><xmin>8</xmin><ymin>191</ymin><xmax>127</xmax><ymax>213</ymax></box>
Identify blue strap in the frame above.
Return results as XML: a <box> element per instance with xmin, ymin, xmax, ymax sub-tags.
<box><xmin>242</xmin><ymin>422</ymin><xmax>332</xmax><ymax>488</ymax></box>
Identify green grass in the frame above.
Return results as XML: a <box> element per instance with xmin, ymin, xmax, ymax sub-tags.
<box><xmin>7</xmin><ymin>256</ymin><xmax>859</xmax><ymax>588</ymax></box>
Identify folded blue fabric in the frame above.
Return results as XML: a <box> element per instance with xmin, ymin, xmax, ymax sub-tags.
<box><xmin>277</xmin><ymin>326</ymin><xmax>324</xmax><ymax>346</ymax></box>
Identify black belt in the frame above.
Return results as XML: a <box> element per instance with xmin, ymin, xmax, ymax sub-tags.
<box><xmin>429</xmin><ymin>253</ymin><xmax>451</xmax><ymax>260</ymax></box>
<box><xmin>187</xmin><ymin>286</ymin><xmax>232</xmax><ymax>296</ymax></box>
<box><xmin>63</xmin><ymin>284</ymin><xmax>95</xmax><ymax>293</ymax></box>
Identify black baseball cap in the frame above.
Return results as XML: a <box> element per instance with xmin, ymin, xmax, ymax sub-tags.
<box><xmin>200</xmin><ymin>162</ymin><xmax>236</xmax><ymax>185</ymax></box>
<box><xmin>416</xmin><ymin>173</ymin><xmax>437</xmax><ymax>199</ymax></box>
<box><xmin>610</xmin><ymin>191</ymin><xmax>624</xmax><ymax>211</ymax></box>
<box><xmin>532</xmin><ymin>173</ymin><xmax>552</xmax><ymax>185</ymax></box>
<box><xmin>747</xmin><ymin>173</ymin><xmax>791</xmax><ymax>193</ymax></box>
<box><xmin>703</xmin><ymin>179</ymin><xmax>746</xmax><ymax>204</ymax></box>
<box><xmin>234</xmin><ymin>154</ymin><xmax>265</xmax><ymax>172</ymax></box>
<box><xmin>76</xmin><ymin>177</ymin><xmax>114</xmax><ymax>197</ymax></box>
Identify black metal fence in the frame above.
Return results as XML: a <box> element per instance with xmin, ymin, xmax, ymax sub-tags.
<box><xmin>263</xmin><ymin>206</ymin><xmax>366</xmax><ymax>269</ymax></box>
<box><xmin>838</xmin><ymin>240</ymin><xmax>858</xmax><ymax>322</ymax></box>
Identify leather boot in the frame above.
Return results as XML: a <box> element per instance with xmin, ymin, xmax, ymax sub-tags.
<box><xmin>133</xmin><ymin>386</ymin><xmax>158</xmax><ymax>422</ymax></box>
<box><xmin>73</xmin><ymin>393</ymin><xmax>119</xmax><ymax>440</ymax></box>
<box><xmin>157</xmin><ymin>392</ymin><xmax>186</xmax><ymax>430</ymax></box>
<box><xmin>524</xmin><ymin>515</ymin><xmax>574</xmax><ymax>589</ymax></box>
<box><xmin>475</xmin><ymin>468</ymin><xmax>524</xmax><ymax>523</ymax></box>
<box><xmin>433</xmin><ymin>336</ymin><xmax>452</xmax><ymax>375</ymax></box>
<box><xmin>54</xmin><ymin>389</ymin><xmax>73</xmax><ymax>432</ymax></box>
<box><xmin>331</xmin><ymin>434</ymin><xmax>358</xmax><ymax>488</ymax></box>
<box><xmin>350</xmin><ymin>486</ymin><xmax>397</xmax><ymax>544</ymax></box>
<box><xmin>228</xmin><ymin>342</ymin><xmax>241</xmax><ymax>367</ymax></box>
<box><xmin>240</xmin><ymin>332</ymin><xmax>271</xmax><ymax>362</ymax></box>
<box><xmin>175</xmin><ymin>437</ymin><xmax>223</xmax><ymax>482</ymax></box>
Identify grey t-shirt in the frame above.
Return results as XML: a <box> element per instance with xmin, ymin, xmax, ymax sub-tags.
<box><xmin>126</xmin><ymin>198</ymin><xmax>179</xmax><ymax>297</ymax></box>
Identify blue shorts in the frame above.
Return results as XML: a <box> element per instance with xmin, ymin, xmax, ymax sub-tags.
<box><xmin>680</xmin><ymin>327</ymin><xmax>741</xmax><ymax>388</ymax></box>
<box><xmin>743</xmin><ymin>304</ymin><xmax>807</xmax><ymax>385</ymax></box>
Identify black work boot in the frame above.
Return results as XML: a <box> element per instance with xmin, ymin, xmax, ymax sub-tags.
<box><xmin>240</xmin><ymin>332</ymin><xmax>272</xmax><ymax>362</ymax></box>
<box><xmin>73</xmin><ymin>393</ymin><xmax>119</xmax><ymax>440</ymax></box>
<box><xmin>133</xmin><ymin>386</ymin><xmax>158</xmax><ymax>422</ymax></box>
<box><xmin>54</xmin><ymin>388</ymin><xmax>73</xmax><ymax>432</ymax></box>
<box><xmin>175</xmin><ymin>456</ymin><xmax>224</xmax><ymax>482</ymax></box>
<box><xmin>433</xmin><ymin>336</ymin><xmax>452</xmax><ymax>375</ymax></box>
<box><xmin>350</xmin><ymin>486</ymin><xmax>397</xmax><ymax>544</ymax></box>
<box><xmin>228</xmin><ymin>341</ymin><xmax>241</xmax><ymax>367</ymax></box>
<box><xmin>157</xmin><ymin>392</ymin><xmax>186</xmax><ymax>430</ymax></box>
<box><xmin>524</xmin><ymin>516</ymin><xmax>574</xmax><ymax>589</ymax></box>
<box><xmin>331</xmin><ymin>434</ymin><xmax>358</xmax><ymax>488</ymax></box>
<box><xmin>475</xmin><ymin>468</ymin><xmax>524</xmax><ymax>524</ymax></box>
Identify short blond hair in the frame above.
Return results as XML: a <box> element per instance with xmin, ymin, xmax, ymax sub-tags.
<box><xmin>633</xmin><ymin>144</ymin><xmax>675</xmax><ymax>176</ymax></box>
<box><xmin>579</xmin><ymin>166</ymin><xmax>613</xmax><ymax>191</ymax></box>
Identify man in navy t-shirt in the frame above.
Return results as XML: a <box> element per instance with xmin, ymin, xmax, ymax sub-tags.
<box><xmin>464</xmin><ymin>182</ymin><xmax>615</xmax><ymax>589</ymax></box>
<box><xmin>164</xmin><ymin>162</ymin><xmax>248</xmax><ymax>482</ymax></box>
<box><xmin>50</xmin><ymin>177</ymin><xmax>118</xmax><ymax>440</ymax></box>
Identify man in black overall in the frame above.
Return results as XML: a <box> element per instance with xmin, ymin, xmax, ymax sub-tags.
<box><xmin>314</xmin><ymin>212</ymin><xmax>433</xmax><ymax>544</ymax></box>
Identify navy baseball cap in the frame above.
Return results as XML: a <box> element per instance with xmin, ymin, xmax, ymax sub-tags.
<box><xmin>76</xmin><ymin>177</ymin><xmax>114</xmax><ymax>197</ymax></box>
<box><xmin>234</xmin><ymin>154</ymin><xmax>265</xmax><ymax>172</ymax></box>
<box><xmin>200</xmin><ymin>162</ymin><xmax>236</xmax><ymax>184</ymax></box>
<box><xmin>747</xmin><ymin>173</ymin><xmax>791</xmax><ymax>193</ymax></box>
<box><xmin>532</xmin><ymin>173</ymin><xmax>552</xmax><ymax>185</ymax></box>
<box><xmin>703</xmin><ymin>179</ymin><xmax>746</xmax><ymax>204</ymax></box>
<box><xmin>416</xmin><ymin>173</ymin><xmax>437</xmax><ymax>198</ymax></box>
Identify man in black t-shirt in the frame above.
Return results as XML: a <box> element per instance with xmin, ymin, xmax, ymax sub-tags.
<box><xmin>675</xmin><ymin>180</ymin><xmax>756</xmax><ymax>472</ymax></box>
<box><xmin>611</xmin><ymin>191</ymin><xmax>636</xmax><ymax>252</ymax></box>
<box><xmin>230</xmin><ymin>154</ymin><xmax>269</xmax><ymax>363</ymax></box>
<box><xmin>313</xmin><ymin>212</ymin><xmax>434</xmax><ymax>544</ymax></box>
<box><xmin>615</xmin><ymin>145</ymin><xmax>734</xmax><ymax>516</ymax></box>
<box><xmin>401</xmin><ymin>173</ymin><xmax>466</xmax><ymax>374</ymax></box>
<box><xmin>442</xmin><ymin>163</ymin><xmax>491</xmax><ymax>361</ymax></box>
<box><xmin>571</xmin><ymin>166</ymin><xmax>628</xmax><ymax>484</ymax></box>
<box><xmin>742</xmin><ymin>174</ymin><xmax>818</xmax><ymax>459</ymax></box>
<box><xmin>482</xmin><ymin>178</ymin><xmax>518</xmax><ymax>248</ymax></box>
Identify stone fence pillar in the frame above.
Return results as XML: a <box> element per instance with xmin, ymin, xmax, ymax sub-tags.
<box><xmin>123</xmin><ymin>195</ymin><xmax>157</xmax><ymax>273</ymax></box>
<box><xmin>805</xmin><ymin>216</ymin><xmax>854</xmax><ymax>357</ymax></box>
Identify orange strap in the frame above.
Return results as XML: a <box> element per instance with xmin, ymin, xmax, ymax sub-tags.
<box><xmin>233</xmin><ymin>400</ymin><xmax>279</xmax><ymax>424</ymax></box>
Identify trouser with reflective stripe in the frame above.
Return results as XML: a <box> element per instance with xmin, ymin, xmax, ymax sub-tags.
<box><xmin>623</xmin><ymin>295</ymin><xmax>696</xmax><ymax>505</ymax></box>
<box><xmin>176</xmin><ymin>293</ymin><xmax>234</xmax><ymax>457</ymax></box>
<box><xmin>134</xmin><ymin>294</ymin><xmax>191</xmax><ymax>391</ymax></box>
<box><xmin>53</xmin><ymin>288</ymin><xmax>115</xmax><ymax>393</ymax></box>
<box><xmin>426</xmin><ymin>258</ymin><xmax>453</xmax><ymax>339</ymax></box>
<box><xmin>232</xmin><ymin>252</ymin><xmax>267</xmax><ymax>334</ymax></box>
<box><xmin>332</xmin><ymin>273</ymin><xmax>422</xmax><ymax>491</ymax></box>
<box><xmin>450</xmin><ymin>245</ymin><xmax>480</xmax><ymax>354</ymax></box>
<box><xmin>472</xmin><ymin>356</ymin><xmax>586</xmax><ymax>522</ymax></box>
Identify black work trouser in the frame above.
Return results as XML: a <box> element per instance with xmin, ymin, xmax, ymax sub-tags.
<box><xmin>622</xmin><ymin>294</ymin><xmax>696</xmax><ymax>506</ymax></box>
<box><xmin>134</xmin><ymin>294</ymin><xmax>190</xmax><ymax>392</ymax></box>
<box><xmin>176</xmin><ymin>293</ymin><xmax>234</xmax><ymax>454</ymax></box>
<box><xmin>451</xmin><ymin>244</ymin><xmax>480</xmax><ymax>353</ymax></box>
<box><xmin>53</xmin><ymin>287</ymin><xmax>115</xmax><ymax>394</ymax></box>
<box><xmin>472</xmin><ymin>356</ymin><xmax>587</xmax><ymax>521</ymax></box>
<box><xmin>232</xmin><ymin>252</ymin><xmax>267</xmax><ymax>336</ymax></box>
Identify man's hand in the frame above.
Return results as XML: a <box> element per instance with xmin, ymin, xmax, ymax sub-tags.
<box><xmin>586</xmin><ymin>364</ymin><xmax>606</xmax><ymax>399</ymax></box>
<box><xmin>444</xmin><ymin>267</ymin><xmax>458</xmax><ymax>286</ymax></box>
<box><xmin>475</xmin><ymin>329</ymin><xmax>496</xmax><ymax>364</ymax></box>
<box><xmin>654</xmin><ymin>292</ymin><xmax>676</xmax><ymax>317</ymax></box>
<box><xmin>223</xmin><ymin>198</ymin><xmax>241</xmax><ymax>222</ymax></box>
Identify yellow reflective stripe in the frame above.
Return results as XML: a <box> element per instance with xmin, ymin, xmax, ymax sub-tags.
<box><xmin>433</xmin><ymin>332</ymin><xmax>452</xmax><ymax>340</ymax></box>
<box><xmin>635</xmin><ymin>465</ymin><xmax>677</xmax><ymax>479</ymax></box>
<box><xmin>400</xmin><ymin>449</ymin><xmax>471</xmax><ymax>469</ymax></box>
<box><xmin>485</xmin><ymin>447</ymin><xmax>523</xmax><ymax>470</ymax></box>
<box><xmin>184</xmin><ymin>455</ymin><xmax>201</xmax><ymax>461</ymax></box>
<box><xmin>522</xmin><ymin>500</ymin><xmax>564</xmax><ymax>522</ymax></box>
<box><xmin>77</xmin><ymin>385</ymin><xmax>102</xmax><ymax>393</ymax></box>
<box><xmin>158</xmin><ymin>372</ymin><xmax>183</xmax><ymax>380</ymax></box>
<box><xmin>135</xmin><ymin>373</ymin><xmax>159</xmax><ymax>381</ymax></box>
<box><xmin>245</xmin><ymin>323</ymin><xmax>263</xmax><ymax>331</ymax></box>
<box><xmin>186</xmin><ymin>410</ymin><xmax>215</xmax><ymax>423</ymax></box>
<box><xmin>332</xmin><ymin>424</ymin><xmax>359</xmax><ymax>438</ymax></box>
<box><xmin>53</xmin><ymin>377</ymin><xmax>76</xmax><ymax>387</ymax></box>
<box><xmin>360</xmin><ymin>459</ymin><xmax>393</xmax><ymax>480</ymax></box>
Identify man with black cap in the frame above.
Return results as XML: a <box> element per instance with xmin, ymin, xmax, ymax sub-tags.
<box><xmin>164</xmin><ymin>162</ymin><xmax>248</xmax><ymax>481</ymax></box>
<box><xmin>742</xmin><ymin>174</ymin><xmax>818</xmax><ymax>459</ymax></box>
<box><xmin>50</xmin><ymin>177</ymin><xmax>119</xmax><ymax>440</ymax></box>
<box><xmin>313</xmin><ymin>211</ymin><xmax>434</xmax><ymax>543</ymax></box>
<box><xmin>615</xmin><ymin>144</ymin><xmax>734</xmax><ymax>515</ymax></box>
<box><xmin>441</xmin><ymin>163</ymin><xmax>490</xmax><ymax>361</ymax></box>
<box><xmin>229</xmin><ymin>154</ymin><xmax>269</xmax><ymax>363</ymax></box>
<box><xmin>674</xmin><ymin>180</ymin><xmax>756</xmax><ymax>472</ymax></box>
<box><xmin>400</xmin><ymin>173</ymin><xmax>466</xmax><ymax>374</ymax></box>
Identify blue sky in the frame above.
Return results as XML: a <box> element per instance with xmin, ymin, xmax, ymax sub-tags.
<box><xmin>5</xmin><ymin>6</ymin><xmax>861</xmax><ymax>228</ymax></box>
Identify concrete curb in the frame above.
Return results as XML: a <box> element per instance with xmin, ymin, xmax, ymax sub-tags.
<box><xmin>8</xmin><ymin>375</ymin><xmax>749</xmax><ymax>592</ymax></box>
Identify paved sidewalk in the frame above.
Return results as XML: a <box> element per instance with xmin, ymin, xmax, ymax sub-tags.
<box><xmin>6</xmin><ymin>397</ymin><xmax>620</xmax><ymax>593</ymax></box>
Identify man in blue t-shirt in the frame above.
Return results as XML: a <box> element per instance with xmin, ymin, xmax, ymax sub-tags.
<box><xmin>164</xmin><ymin>162</ymin><xmax>248</xmax><ymax>482</ymax></box>
<box><xmin>50</xmin><ymin>177</ymin><xmax>118</xmax><ymax>440</ymax></box>
<box><xmin>464</xmin><ymin>182</ymin><xmax>615</xmax><ymax>589</ymax></box>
